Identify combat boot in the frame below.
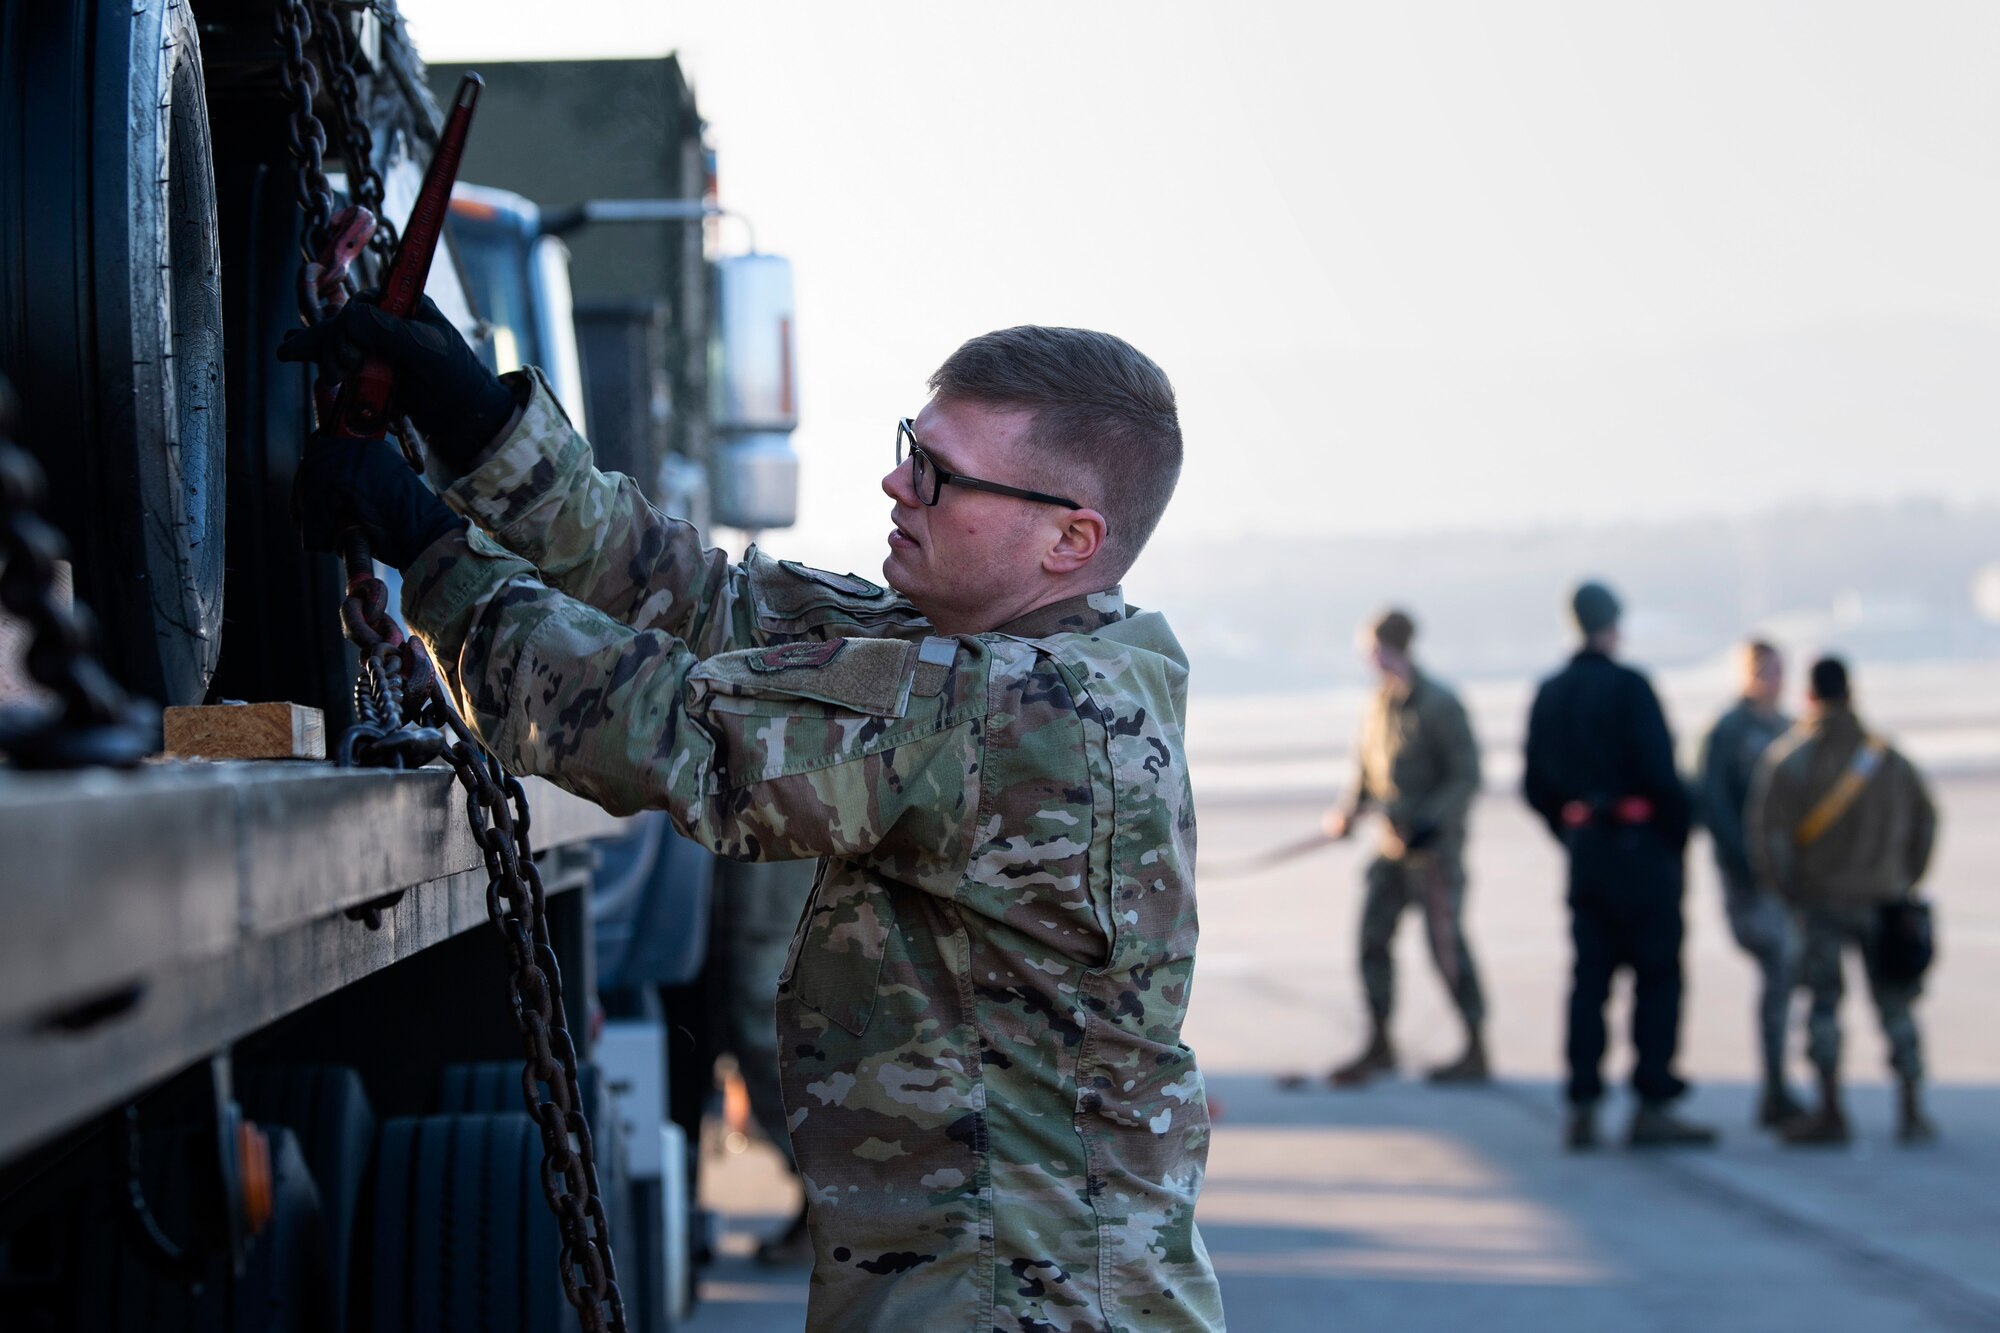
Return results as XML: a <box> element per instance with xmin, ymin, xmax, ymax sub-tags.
<box><xmin>1328</xmin><ymin>1030</ymin><xmax>1395</xmax><ymax>1088</ymax></box>
<box><xmin>1780</xmin><ymin>1069</ymin><xmax>1850</xmax><ymax>1146</ymax></box>
<box><xmin>1756</xmin><ymin>1080</ymin><xmax>1808</xmax><ymax>1130</ymax></box>
<box><xmin>1565</xmin><ymin>1101</ymin><xmax>1599</xmax><ymax>1152</ymax></box>
<box><xmin>1426</xmin><ymin>1033</ymin><xmax>1491</xmax><ymax>1086</ymax></box>
<box><xmin>1897</xmin><ymin>1078</ymin><xmax>1937</xmax><ymax>1146</ymax></box>
<box><xmin>1627</xmin><ymin>1100</ymin><xmax>1719</xmax><ymax>1148</ymax></box>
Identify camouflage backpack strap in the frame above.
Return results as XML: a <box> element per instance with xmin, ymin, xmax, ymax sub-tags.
<box><xmin>1794</xmin><ymin>734</ymin><xmax>1888</xmax><ymax>847</ymax></box>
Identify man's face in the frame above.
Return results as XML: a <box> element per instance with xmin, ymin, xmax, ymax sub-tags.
<box><xmin>880</xmin><ymin>397</ymin><xmax>1059</xmax><ymax>630</ymax></box>
<box><xmin>1743</xmin><ymin>649</ymin><xmax>1784</xmax><ymax>707</ymax></box>
<box><xmin>1366</xmin><ymin>638</ymin><xmax>1408</xmax><ymax>681</ymax></box>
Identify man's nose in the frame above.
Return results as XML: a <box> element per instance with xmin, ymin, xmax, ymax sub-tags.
<box><xmin>882</xmin><ymin>458</ymin><xmax>915</xmax><ymax>503</ymax></box>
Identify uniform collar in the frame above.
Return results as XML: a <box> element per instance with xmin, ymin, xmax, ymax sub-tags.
<box><xmin>1806</xmin><ymin>702</ymin><xmax>1861</xmax><ymax>738</ymax></box>
<box><xmin>994</xmin><ymin>586</ymin><xmax>1128</xmax><ymax>639</ymax></box>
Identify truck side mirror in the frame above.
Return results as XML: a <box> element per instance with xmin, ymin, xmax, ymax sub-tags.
<box><xmin>709</xmin><ymin>255</ymin><xmax>800</xmax><ymax>531</ymax></box>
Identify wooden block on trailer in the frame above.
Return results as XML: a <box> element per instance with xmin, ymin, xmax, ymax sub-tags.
<box><xmin>163</xmin><ymin>702</ymin><xmax>326</xmax><ymax>761</ymax></box>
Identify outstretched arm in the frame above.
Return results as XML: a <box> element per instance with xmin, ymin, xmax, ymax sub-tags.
<box><xmin>404</xmin><ymin>532</ymin><xmax>983</xmax><ymax>874</ymax></box>
<box><xmin>440</xmin><ymin>372</ymin><xmax>758</xmax><ymax>652</ymax></box>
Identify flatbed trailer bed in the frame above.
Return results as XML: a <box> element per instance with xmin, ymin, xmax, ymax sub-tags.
<box><xmin>0</xmin><ymin>762</ymin><xmax>625</xmax><ymax>1164</ymax></box>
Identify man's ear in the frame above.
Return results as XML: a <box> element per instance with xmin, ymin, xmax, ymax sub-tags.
<box><xmin>1043</xmin><ymin>508</ymin><xmax>1109</xmax><ymax>575</ymax></box>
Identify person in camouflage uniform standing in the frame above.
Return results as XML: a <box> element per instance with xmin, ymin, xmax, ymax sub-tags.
<box><xmin>1749</xmin><ymin>656</ymin><xmax>1939</xmax><ymax>1147</ymax></box>
<box><xmin>283</xmin><ymin>304</ymin><xmax>1226</xmax><ymax>1331</ymax></box>
<box><xmin>1321</xmin><ymin>609</ymin><xmax>1488</xmax><ymax>1086</ymax></box>
<box><xmin>1696</xmin><ymin>639</ymin><xmax>1805</xmax><ymax>1129</ymax></box>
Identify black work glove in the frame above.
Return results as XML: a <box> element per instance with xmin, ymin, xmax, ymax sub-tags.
<box><xmin>276</xmin><ymin>293</ymin><xmax>521</xmax><ymax>474</ymax></box>
<box><xmin>291</xmin><ymin>434</ymin><xmax>468</xmax><ymax>570</ymax></box>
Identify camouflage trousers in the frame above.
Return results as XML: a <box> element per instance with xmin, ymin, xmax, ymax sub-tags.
<box><xmin>1720</xmin><ymin>876</ymin><xmax>1799</xmax><ymax>1086</ymax></box>
<box><xmin>1359</xmin><ymin>846</ymin><xmax>1485</xmax><ymax>1031</ymax></box>
<box><xmin>1797</xmin><ymin>902</ymin><xmax>1924</xmax><ymax>1083</ymax></box>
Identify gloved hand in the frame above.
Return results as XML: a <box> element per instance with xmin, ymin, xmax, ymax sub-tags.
<box><xmin>276</xmin><ymin>293</ymin><xmax>521</xmax><ymax>474</ymax></box>
<box><xmin>291</xmin><ymin>434</ymin><xmax>468</xmax><ymax>570</ymax></box>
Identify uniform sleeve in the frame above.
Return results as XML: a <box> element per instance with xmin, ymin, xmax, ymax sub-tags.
<box><xmin>1699</xmin><ymin>715</ymin><xmax>1752</xmax><ymax>881</ymax></box>
<box><xmin>1410</xmin><ymin>692</ymin><xmax>1481</xmax><ymax>834</ymax></box>
<box><xmin>1342</xmin><ymin>752</ymin><xmax>1372</xmax><ymax>820</ymax></box>
<box><xmin>1630</xmin><ymin>676</ymin><xmax>1693</xmax><ymax>849</ymax></box>
<box><xmin>439</xmin><ymin>370</ymin><xmax>754</xmax><ymax>655</ymax></box>
<box><xmin>1746</xmin><ymin>749</ymin><xmax>1798</xmax><ymax>898</ymax></box>
<box><xmin>1522</xmin><ymin>682</ymin><xmax>1565</xmax><ymax>838</ymax></box>
<box><xmin>1899</xmin><ymin>754</ymin><xmax>1939</xmax><ymax>893</ymax></box>
<box><xmin>402</xmin><ymin>533</ymin><xmax>985</xmax><ymax>875</ymax></box>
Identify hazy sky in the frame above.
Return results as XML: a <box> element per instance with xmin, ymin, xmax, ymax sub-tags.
<box><xmin>398</xmin><ymin>1</ymin><xmax>2000</xmax><ymax>581</ymax></box>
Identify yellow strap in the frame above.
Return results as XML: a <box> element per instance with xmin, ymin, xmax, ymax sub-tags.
<box><xmin>1794</xmin><ymin>736</ymin><xmax>1887</xmax><ymax>847</ymax></box>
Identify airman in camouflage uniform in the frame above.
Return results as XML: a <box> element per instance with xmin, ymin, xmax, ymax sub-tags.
<box><xmin>1749</xmin><ymin>656</ymin><xmax>1938</xmax><ymax>1147</ymax></box>
<box><xmin>288</xmin><ymin>310</ymin><xmax>1226</xmax><ymax>1331</ymax></box>
<box><xmin>1321</xmin><ymin>610</ymin><xmax>1487</xmax><ymax>1086</ymax></box>
<box><xmin>1696</xmin><ymin>639</ymin><xmax>1803</xmax><ymax>1129</ymax></box>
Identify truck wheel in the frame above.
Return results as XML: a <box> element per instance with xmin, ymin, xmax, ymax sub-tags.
<box><xmin>229</xmin><ymin>1128</ymin><xmax>335</xmax><ymax>1333</ymax></box>
<box><xmin>235</xmin><ymin>1065</ymin><xmax>376</xmax><ymax>1333</ymax></box>
<box><xmin>74</xmin><ymin>1125</ymin><xmax>330</xmax><ymax>1333</ymax></box>
<box><xmin>368</xmin><ymin>1114</ymin><xmax>571</xmax><ymax>1333</ymax></box>
<box><xmin>0</xmin><ymin>0</ymin><xmax>227</xmax><ymax>707</ymax></box>
<box><xmin>437</xmin><ymin>1059</ymin><xmax>605</xmax><ymax>1119</ymax></box>
<box><xmin>203</xmin><ymin>126</ymin><xmax>359</xmax><ymax>733</ymax></box>
<box><xmin>436</xmin><ymin>1058</ymin><xmax>634</xmax><ymax>1315</ymax></box>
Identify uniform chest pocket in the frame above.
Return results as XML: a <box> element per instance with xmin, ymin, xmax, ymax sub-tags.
<box><xmin>779</xmin><ymin>869</ymin><xmax>894</xmax><ymax>1037</ymax></box>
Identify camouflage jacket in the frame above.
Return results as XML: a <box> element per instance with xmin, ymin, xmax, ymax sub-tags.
<box><xmin>1696</xmin><ymin>699</ymin><xmax>1790</xmax><ymax>887</ymax></box>
<box><xmin>1343</xmin><ymin>668</ymin><xmax>1481</xmax><ymax>852</ymax></box>
<box><xmin>1747</xmin><ymin>704</ymin><xmax>1937</xmax><ymax>908</ymax></box>
<box><xmin>402</xmin><ymin>374</ymin><xmax>1226</xmax><ymax>1332</ymax></box>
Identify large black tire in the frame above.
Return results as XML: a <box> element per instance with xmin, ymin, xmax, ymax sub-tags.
<box><xmin>74</xmin><ymin>1125</ymin><xmax>331</xmax><ymax>1333</ymax></box>
<box><xmin>203</xmin><ymin>115</ymin><xmax>359</xmax><ymax>733</ymax></box>
<box><xmin>437</xmin><ymin>1060</ymin><xmax>606</xmax><ymax>1120</ymax></box>
<box><xmin>236</xmin><ymin>1065</ymin><xmax>377</xmax><ymax>1333</ymax></box>
<box><xmin>0</xmin><ymin>0</ymin><xmax>227</xmax><ymax>707</ymax></box>
<box><xmin>436</xmin><ymin>1059</ymin><xmax>634</xmax><ymax>1305</ymax></box>
<box><xmin>368</xmin><ymin>1114</ymin><xmax>574</xmax><ymax>1333</ymax></box>
<box><xmin>233</xmin><ymin>1128</ymin><xmax>336</xmax><ymax>1333</ymax></box>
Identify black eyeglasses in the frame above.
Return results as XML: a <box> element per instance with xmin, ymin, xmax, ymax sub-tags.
<box><xmin>896</xmin><ymin>418</ymin><xmax>1085</xmax><ymax>512</ymax></box>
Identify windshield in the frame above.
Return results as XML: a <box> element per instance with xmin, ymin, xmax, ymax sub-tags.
<box><xmin>448</xmin><ymin>208</ymin><xmax>541</xmax><ymax>376</ymax></box>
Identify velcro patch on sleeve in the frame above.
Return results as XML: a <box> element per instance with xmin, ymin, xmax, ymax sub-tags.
<box><xmin>690</xmin><ymin>637</ymin><xmax>919</xmax><ymax>718</ymax></box>
<box><xmin>747</xmin><ymin>639</ymin><xmax>847</xmax><ymax>673</ymax></box>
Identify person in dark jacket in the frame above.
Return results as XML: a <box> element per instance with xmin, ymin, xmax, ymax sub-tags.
<box><xmin>1697</xmin><ymin>639</ymin><xmax>1803</xmax><ymax>1129</ymax></box>
<box><xmin>1749</xmin><ymin>657</ymin><xmax>1939</xmax><ymax>1146</ymax></box>
<box><xmin>1524</xmin><ymin>581</ymin><xmax>1716</xmax><ymax>1150</ymax></box>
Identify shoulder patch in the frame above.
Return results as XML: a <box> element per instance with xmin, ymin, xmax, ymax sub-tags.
<box><xmin>779</xmin><ymin>561</ymin><xmax>887</xmax><ymax>599</ymax></box>
<box><xmin>913</xmin><ymin>636</ymin><xmax>957</xmax><ymax>698</ymax></box>
<box><xmin>747</xmin><ymin>639</ymin><xmax>846</xmax><ymax>673</ymax></box>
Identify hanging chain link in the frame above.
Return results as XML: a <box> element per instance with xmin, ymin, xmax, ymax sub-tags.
<box><xmin>310</xmin><ymin>1</ymin><xmax>398</xmax><ymax>264</ymax></box>
<box><xmin>269</xmin><ymin>16</ymin><xmax>626</xmax><ymax>1328</ymax></box>
<box><xmin>0</xmin><ymin>384</ymin><xmax>156</xmax><ymax>769</ymax></box>
<box><xmin>274</xmin><ymin>0</ymin><xmax>337</xmax><ymax>329</ymax></box>
<box><xmin>437</xmin><ymin>703</ymin><xmax>627</xmax><ymax>1329</ymax></box>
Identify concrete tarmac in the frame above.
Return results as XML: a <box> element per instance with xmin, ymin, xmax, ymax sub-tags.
<box><xmin>682</xmin><ymin>776</ymin><xmax>2000</xmax><ymax>1331</ymax></box>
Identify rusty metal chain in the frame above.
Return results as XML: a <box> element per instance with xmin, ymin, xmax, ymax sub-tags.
<box><xmin>434</xmin><ymin>703</ymin><xmax>627</xmax><ymax>1330</ymax></box>
<box><xmin>333</xmin><ymin>534</ymin><xmax>441</xmax><ymax>770</ymax></box>
<box><xmin>0</xmin><ymin>384</ymin><xmax>157</xmax><ymax>769</ymax></box>
<box><xmin>310</xmin><ymin>2</ymin><xmax>399</xmax><ymax>265</ymax></box>
<box><xmin>270</xmin><ymin>17</ymin><xmax>627</xmax><ymax>1327</ymax></box>
<box><xmin>274</xmin><ymin>0</ymin><xmax>337</xmax><ymax>328</ymax></box>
